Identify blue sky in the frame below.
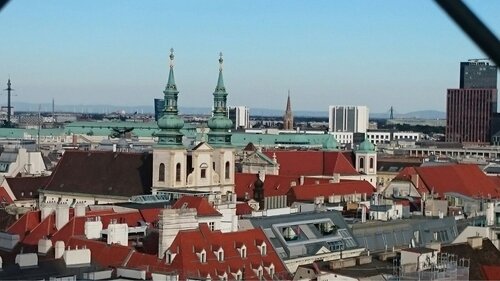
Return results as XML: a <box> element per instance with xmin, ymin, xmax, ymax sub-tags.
<box><xmin>0</xmin><ymin>0</ymin><xmax>498</xmax><ymax>113</ymax></box>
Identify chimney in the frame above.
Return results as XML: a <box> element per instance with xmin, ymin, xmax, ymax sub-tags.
<box><xmin>56</xmin><ymin>203</ymin><xmax>70</xmax><ymax>230</ymax></box>
<box><xmin>467</xmin><ymin>236</ymin><xmax>483</xmax><ymax>249</ymax></box>
<box><xmin>74</xmin><ymin>202</ymin><xmax>86</xmax><ymax>217</ymax></box>
<box><xmin>299</xmin><ymin>176</ymin><xmax>304</xmax><ymax>185</ymax></box>
<box><xmin>55</xmin><ymin>241</ymin><xmax>65</xmax><ymax>259</ymax></box>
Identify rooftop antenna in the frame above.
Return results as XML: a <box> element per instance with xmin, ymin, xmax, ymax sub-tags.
<box><xmin>3</xmin><ymin>78</ymin><xmax>14</xmax><ymax>127</ymax></box>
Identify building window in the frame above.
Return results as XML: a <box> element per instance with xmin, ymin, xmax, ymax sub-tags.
<box><xmin>159</xmin><ymin>163</ymin><xmax>165</xmax><ymax>182</ymax></box>
<box><xmin>369</xmin><ymin>158</ymin><xmax>374</xmax><ymax>169</ymax></box>
<box><xmin>218</xmin><ymin>250</ymin><xmax>224</xmax><ymax>262</ymax></box>
<box><xmin>209</xmin><ymin>221</ymin><xmax>215</xmax><ymax>231</ymax></box>
<box><xmin>201</xmin><ymin>168</ymin><xmax>207</xmax><ymax>178</ymax></box>
<box><xmin>200</xmin><ymin>252</ymin><xmax>206</xmax><ymax>263</ymax></box>
<box><xmin>175</xmin><ymin>163</ymin><xmax>181</xmax><ymax>182</ymax></box>
<box><xmin>241</xmin><ymin>247</ymin><xmax>247</xmax><ymax>258</ymax></box>
<box><xmin>261</xmin><ymin>244</ymin><xmax>267</xmax><ymax>256</ymax></box>
<box><xmin>359</xmin><ymin>157</ymin><xmax>364</xmax><ymax>169</ymax></box>
<box><xmin>225</xmin><ymin>161</ymin><xmax>230</xmax><ymax>179</ymax></box>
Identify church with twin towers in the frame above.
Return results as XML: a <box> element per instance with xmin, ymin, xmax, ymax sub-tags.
<box><xmin>152</xmin><ymin>49</ymin><xmax>236</xmax><ymax>196</ymax></box>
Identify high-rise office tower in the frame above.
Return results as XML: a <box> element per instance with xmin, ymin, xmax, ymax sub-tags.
<box><xmin>328</xmin><ymin>105</ymin><xmax>369</xmax><ymax>133</ymax></box>
<box><xmin>228</xmin><ymin>106</ymin><xmax>250</xmax><ymax>130</ymax></box>
<box><xmin>460</xmin><ymin>61</ymin><xmax>497</xmax><ymax>89</ymax></box>
<box><xmin>446</xmin><ymin>60</ymin><xmax>498</xmax><ymax>143</ymax></box>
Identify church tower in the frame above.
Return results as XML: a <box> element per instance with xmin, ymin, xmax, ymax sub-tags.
<box><xmin>203</xmin><ymin>53</ymin><xmax>235</xmax><ymax>194</ymax></box>
<box><xmin>283</xmin><ymin>91</ymin><xmax>294</xmax><ymax>130</ymax></box>
<box><xmin>152</xmin><ymin>49</ymin><xmax>187</xmax><ymax>192</ymax></box>
<box><xmin>354</xmin><ymin>139</ymin><xmax>377</xmax><ymax>186</ymax></box>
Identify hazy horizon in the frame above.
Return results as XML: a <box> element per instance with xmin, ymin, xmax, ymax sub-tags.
<box><xmin>1</xmin><ymin>1</ymin><xmax>498</xmax><ymax>113</ymax></box>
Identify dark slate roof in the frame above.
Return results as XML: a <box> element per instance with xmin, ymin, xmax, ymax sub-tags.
<box><xmin>351</xmin><ymin>216</ymin><xmax>458</xmax><ymax>253</ymax></box>
<box><xmin>6</xmin><ymin>176</ymin><xmax>50</xmax><ymax>200</ymax></box>
<box><xmin>245</xmin><ymin>211</ymin><xmax>359</xmax><ymax>260</ymax></box>
<box><xmin>43</xmin><ymin>150</ymin><xmax>152</xmax><ymax>197</ymax></box>
<box><xmin>377</xmin><ymin>161</ymin><xmax>421</xmax><ymax>173</ymax></box>
<box><xmin>442</xmin><ymin>239</ymin><xmax>500</xmax><ymax>281</ymax></box>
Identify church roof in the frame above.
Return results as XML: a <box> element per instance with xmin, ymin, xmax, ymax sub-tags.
<box><xmin>43</xmin><ymin>150</ymin><xmax>152</xmax><ymax>198</ymax></box>
<box><xmin>263</xmin><ymin>150</ymin><xmax>358</xmax><ymax>176</ymax></box>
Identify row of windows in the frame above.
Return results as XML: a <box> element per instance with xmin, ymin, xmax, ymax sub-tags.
<box><xmin>158</xmin><ymin>161</ymin><xmax>232</xmax><ymax>182</ymax></box>
<box><xmin>358</xmin><ymin>157</ymin><xmax>375</xmax><ymax>169</ymax></box>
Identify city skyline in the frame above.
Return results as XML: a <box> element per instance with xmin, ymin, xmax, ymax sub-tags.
<box><xmin>0</xmin><ymin>1</ymin><xmax>499</xmax><ymax>113</ymax></box>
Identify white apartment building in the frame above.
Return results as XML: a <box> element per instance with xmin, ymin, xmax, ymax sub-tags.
<box><xmin>366</xmin><ymin>131</ymin><xmax>421</xmax><ymax>145</ymax></box>
<box><xmin>228</xmin><ymin>106</ymin><xmax>250</xmax><ymax>129</ymax></box>
<box><xmin>328</xmin><ymin>105</ymin><xmax>369</xmax><ymax>133</ymax></box>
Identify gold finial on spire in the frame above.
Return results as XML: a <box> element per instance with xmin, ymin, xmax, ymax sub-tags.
<box><xmin>169</xmin><ymin>48</ymin><xmax>175</xmax><ymax>67</ymax></box>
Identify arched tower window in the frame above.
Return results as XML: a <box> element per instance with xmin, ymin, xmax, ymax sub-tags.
<box><xmin>159</xmin><ymin>163</ymin><xmax>165</xmax><ymax>182</ymax></box>
<box><xmin>225</xmin><ymin>161</ymin><xmax>230</xmax><ymax>179</ymax></box>
<box><xmin>369</xmin><ymin>158</ymin><xmax>374</xmax><ymax>169</ymax></box>
<box><xmin>359</xmin><ymin>157</ymin><xmax>364</xmax><ymax>169</ymax></box>
<box><xmin>176</xmin><ymin>163</ymin><xmax>181</xmax><ymax>182</ymax></box>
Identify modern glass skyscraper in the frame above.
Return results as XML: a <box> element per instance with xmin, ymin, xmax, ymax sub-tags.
<box><xmin>459</xmin><ymin>61</ymin><xmax>497</xmax><ymax>89</ymax></box>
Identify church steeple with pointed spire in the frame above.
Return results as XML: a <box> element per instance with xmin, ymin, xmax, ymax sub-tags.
<box><xmin>207</xmin><ymin>52</ymin><xmax>233</xmax><ymax>146</ymax></box>
<box><xmin>156</xmin><ymin>48</ymin><xmax>184</xmax><ymax>146</ymax></box>
<box><xmin>283</xmin><ymin>91</ymin><xmax>294</xmax><ymax>130</ymax></box>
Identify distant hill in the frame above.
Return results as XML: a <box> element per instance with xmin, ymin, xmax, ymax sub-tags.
<box><xmin>370</xmin><ymin>110</ymin><xmax>446</xmax><ymax>120</ymax></box>
<box><xmin>12</xmin><ymin>101</ymin><xmax>444</xmax><ymax>119</ymax></box>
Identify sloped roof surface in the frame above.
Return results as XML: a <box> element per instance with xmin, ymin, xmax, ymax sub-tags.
<box><xmin>43</xmin><ymin>150</ymin><xmax>152</xmax><ymax>197</ymax></box>
<box><xmin>263</xmin><ymin>150</ymin><xmax>358</xmax><ymax>176</ymax></box>
<box><xmin>5</xmin><ymin>176</ymin><xmax>50</xmax><ymax>200</ymax></box>
<box><xmin>126</xmin><ymin>224</ymin><xmax>290</xmax><ymax>280</ymax></box>
<box><xmin>396</xmin><ymin>164</ymin><xmax>500</xmax><ymax>198</ymax></box>
<box><xmin>172</xmin><ymin>196</ymin><xmax>221</xmax><ymax>217</ymax></box>
<box><xmin>235</xmin><ymin>173</ymin><xmax>300</xmax><ymax>200</ymax></box>
<box><xmin>290</xmin><ymin>180</ymin><xmax>375</xmax><ymax>201</ymax></box>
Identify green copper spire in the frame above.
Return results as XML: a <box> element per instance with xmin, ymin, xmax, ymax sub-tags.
<box><xmin>207</xmin><ymin>52</ymin><xmax>233</xmax><ymax>146</ymax></box>
<box><xmin>156</xmin><ymin>48</ymin><xmax>184</xmax><ymax>146</ymax></box>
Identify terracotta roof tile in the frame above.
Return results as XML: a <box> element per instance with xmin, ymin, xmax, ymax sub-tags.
<box><xmin>481</xmin><ymin>265</ymin><xmax>500</xmax><ymax>280</ymax></box>
<box><xmin>263</xmin><ymin>150</ymin><xmax>358</xmax><ymax>176</ymax></box>
<box><xmin>0</xmin><ymin>186</ymin><xmax>14</xmax><ymax>204</ymax></box>
<box><xmin>126</xmin><ymin>224</ymin><xmax>291</xmax><ymax>280</ymax></box>
<box><xmin>396</xmin><ymin>164</ymin><xmax>500</xmax><ymax>198</ymax></box>
<box><xmin>6</xmin><ymin>211</ymin><xmax>41</xmax><ymax>241</ymax></box>
<box><xmin>172</xmin><ymin>196</ymin><xmax>221</xmax><ymax>217</ymax></box>
<box><xmin>236</xmin><ymin>202</ymin><xmax>254</xmax><ymax>215</ymax></box>
<box><xmin>290</xmin><ymin>180</ymin><xmax>375</xmax><ymax>202</ymax></box>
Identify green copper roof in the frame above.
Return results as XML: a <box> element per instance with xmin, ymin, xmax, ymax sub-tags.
<box><xmin>157</xmin><ymin>49</ymin><xmax>184</xmax><ymax>146</ymax></box>
<box><xmin>322</xmin><ymin>134</ymin><xmax>339</xmax><ymax>150</ymax></box>
<box><xmin>208</xmin><ymin>53</ymin><xmax>232</xmax><ymax>146</ymax></box>
<box><xmin>357</xmin><ymin>139</ymin><xmax>376</xmax><ymax>152</ymax></box>
<box><xmin>230</xmin><ymin>132</ymin><xmax>339</xmax><ymax>150</ymax></box>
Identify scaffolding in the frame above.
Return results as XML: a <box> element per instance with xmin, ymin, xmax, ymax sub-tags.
<box><xmin>392</xmin><ymin>252</ymin><xmax>470</xmax><ymax>281</ymax></box>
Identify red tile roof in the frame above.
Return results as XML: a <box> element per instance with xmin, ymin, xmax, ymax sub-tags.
<box><xmin>481</xmin><ymin>265</ymin><xmax>500</xmax><ymax>280</ymax></box>
<box><xmin>395</xmin><ymin>164</ymin><xmax>500</xmax><ymax>198</ymax></box>
<box><xmin>172</xmin><ymin>196</ymin><xmax>221</xmax><ymax>217</ymax></box>
<box><xmin>67</xmin><ymin>236</ymin><xmax>133</xmax><ymax>268</ymax></box>
<box><xmin>289</xmin><ymin>180</ymin><xmax>375</xmax><ymax>202</ymax></box>
<box><xmin>236</xmin><ymin>202</ymin><xmax>254</xmax><ymax>216</ymax></box>
<box><xmin>235</xmin><ymin>173</ymin><xmax>300</xmax><ymax>200</ymax></box>
<box><xmin>5</xmin><ymin>176</ymin><xmax>50</xmax><ymax>200</ymax></box>
<box><xmin>43</xmin><ymin>150</ymin><xmax>152</xmax><ymax>197</ymax></box>
<box><xmin>6</xmin><ymin>211</ymin><xmax>41</xmax><ymax>241</ymax></box>
<box><xmin>126</xmin><ymin>224</ymin><xmax>291</xmax><ymax>280</ymax></box>
<box><xmin>263</xmin><ymin>150</ymin><xmax>358</xmax><ymax>176</ymax></box>
<box><xmin>0</xmin><ymin>186</ymin><xmax>14</xmax><ymax>204</ymax></box>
